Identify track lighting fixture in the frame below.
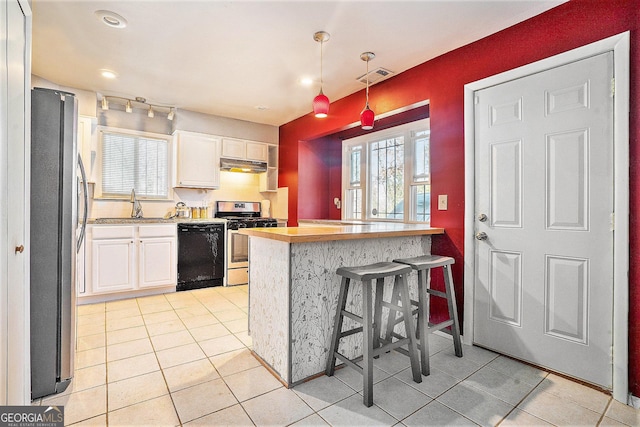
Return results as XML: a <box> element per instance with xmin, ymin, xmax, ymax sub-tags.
<box><xmin>99</xmin><ymin>95</ymin><xmax>175</xmax><ymax>120</ymax></box>
<box><xmin>312</xmin><ymin>31</ymin><xmax>330</xmax><ymax>118</ymax></box>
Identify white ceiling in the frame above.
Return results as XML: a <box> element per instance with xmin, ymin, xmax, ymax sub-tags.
<box><xmin>31</xmin><ymin>0</ymin><xmax>566</xmax><ymax>126</ymax></box>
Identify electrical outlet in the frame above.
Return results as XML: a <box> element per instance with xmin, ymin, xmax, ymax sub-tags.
<box><xmin>438</xmin><ymin>195</ymin><xmax>448</xmax><ymax>210</ymax></box>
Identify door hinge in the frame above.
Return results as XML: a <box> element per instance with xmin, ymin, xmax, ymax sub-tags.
<box><xmin>611</xmin><ymin>78</ymin><xmax>615</xmax><ymax>97</ymax></box>
<box><xmin>475</xmin><ymin>95</ymin><xmax>480</xmax><ymax>105</ymax></box>
<box><xmin>610</xmin><ymin>212</ymin><xmax>615</xmax><ymax>231</ymax></box>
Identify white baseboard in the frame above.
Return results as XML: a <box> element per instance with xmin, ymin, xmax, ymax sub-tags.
<box><xmin>628</xmin><ymin>393</ymin><xmax>640</xmax><ymax>408</ymax></box>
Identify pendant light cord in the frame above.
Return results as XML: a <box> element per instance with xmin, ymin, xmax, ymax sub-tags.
<box><xmin>320</xmin><ymin>40</ymin><xmax>324</xmax><ymax>91</ymax></box>
<box><xmin>365</xmin><ymin>57</ymin><xmax>370</xmax><ymax>105</ymax></box>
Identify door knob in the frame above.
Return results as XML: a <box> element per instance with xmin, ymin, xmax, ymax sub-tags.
<box><xmin>15</xmin><ymin>245</ymin><xmax>24</xmax><ymax>254</ymax></box>
<box><xmin>478</xmin><ymin>214</ymin><xmax>488</xmax><ymax>222</ymax></box>
<box><xmin>475</xmin><ymin>232</ymin><xmax>488</xmax><ymax>241</ymax></box>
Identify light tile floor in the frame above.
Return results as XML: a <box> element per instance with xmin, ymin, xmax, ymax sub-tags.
<box><xmin>33</xmin><ymin>285</ymin><xmax>640</xmax><ymax>426</ymax></box>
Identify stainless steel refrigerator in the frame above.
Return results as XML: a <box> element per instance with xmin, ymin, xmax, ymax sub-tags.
<box><xmin>30</xmin><ymin>87</ymin><xmax>88</xmax><ymax>399</ymax></box>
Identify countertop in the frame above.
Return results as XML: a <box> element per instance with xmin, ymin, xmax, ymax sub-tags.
<box><xmin>88</xmin><ymin>217</ymin><xmax>227</xmax><ymax>225</ymax></box>
<box><xmin>239</xmin><ymin>223</ymin><xmax>444</xmax><ymax>243</ymax></box>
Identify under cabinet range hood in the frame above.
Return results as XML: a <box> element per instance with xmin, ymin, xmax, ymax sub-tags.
<box><xmin>220</xmin><ymin>157</ymin><xmax>268</xmax><ymax>173</ymax></box>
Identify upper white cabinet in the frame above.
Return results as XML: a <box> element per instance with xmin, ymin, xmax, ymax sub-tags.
<box><xmin>260</xmin><ymin>144</ymin><xmax>279</xmax><ymax>192</ymax></box>
<box><xmin>77</xmin><ymin>115</ymin><xmax>97</xmax><ymax>183</ymax></box>
<box><xmin>174</xmin><ymin>131</ymin><xmax>220</xmax><ymax>189</ymax></box>
<box><xmin>246</xmin><ymin>141</ymin><xmax>268</xmax><ymax>162</ymax></box>
<box><xmin>222</xmin><ymin>138</ymin><xmax>268</xmax><ymax>162</ymax></box>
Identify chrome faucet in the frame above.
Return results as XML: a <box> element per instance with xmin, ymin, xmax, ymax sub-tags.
<box><xmin>130</xmin><ymin>188</ymin><xmax>143</xmax><ymax>218</ymax></box>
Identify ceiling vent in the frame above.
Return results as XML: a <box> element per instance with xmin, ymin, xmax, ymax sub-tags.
<box><xmin>357</xmin><ymin>67</ymin><xmax>394</xmax><ymax>85</ymax></box>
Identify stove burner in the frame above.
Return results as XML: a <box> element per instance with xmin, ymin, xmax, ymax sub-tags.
<box><xmin>223</xmin><ymin>217</ymin><xmax>278</xmax><ymax>230</ymax></box>
<box><xmin>215</xmin><ymin>201</ymin><xmax>278</xmax><ymax>230</ymax></box>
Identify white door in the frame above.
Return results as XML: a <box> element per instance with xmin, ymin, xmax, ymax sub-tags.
<box><xmin>1</xmin><ymin>0</ymin><xmax>31</xmax><ymax>404</ymax></box>
<box><xmin>473</xmin><ymin>52</ymin><xmax>614</xmax><ymax>388</ymax></box>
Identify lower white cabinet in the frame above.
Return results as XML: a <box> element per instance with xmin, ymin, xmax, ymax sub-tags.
<box><xmin>82</xmin><ymin>224</ymin><xmax>176</xmax><ymax>301</ymax></box>
<box><xmin>138</xmin><ymin>227</ymin><xmax>176</xmax><ymax>288</ymax></box>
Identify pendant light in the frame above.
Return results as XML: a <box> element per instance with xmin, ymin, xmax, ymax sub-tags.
<box><xmin>360</xmin><ymin>52</ymin><xmax>375</xmax><ymax>130</ymax></box>
<box><xmin>312</xmin><ymin>31</ymin><xmax>330</xmax><ymax>118</ymax></box>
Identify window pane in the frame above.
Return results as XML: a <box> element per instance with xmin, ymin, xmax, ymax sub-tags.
<box><xmin>414</xmin><ymin>134</ymin><xmax>430</xmax><ymax>182</ymax></box>
<box><xmin>412</xmin><ymin>184</ymin><xmax>431</xmax><ymax>223</ymax></box>
<box><xmin>345</xmin><ymin>188</ymin><xmax>362</xmax><ymax>219</ymax></box>
<box><xmin>350</xmin><ymin>148</ymin><xmax>361</xmax><ymax>186</ymax></box>
<box><xmin>368</xmin><ymin>137</ymin><xmax>404</xmax><ymax>220</ymax></box>
<box><xmin>101</xmin><ymin>132</ymin><xmax>169</xmax><ymax>198</ymax></box>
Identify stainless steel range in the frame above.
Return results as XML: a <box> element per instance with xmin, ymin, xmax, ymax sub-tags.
<box><xmin>215</xmin><ymin>201</ymin><xmax>278</xmax><ymax>286</ymax></box>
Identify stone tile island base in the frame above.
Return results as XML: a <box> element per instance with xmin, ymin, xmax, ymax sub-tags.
<box><xmin>247</xmin><ymin>233</ymin><xmax>436</xmax><ymax>386</ymax></box>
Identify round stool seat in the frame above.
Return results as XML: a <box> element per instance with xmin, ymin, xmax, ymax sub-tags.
<box><xmin>393</xmin><ymin>255</ymin><xmax>454</xmax><ymax>270</ymax></box>
<box><xmin>337</xmin><ymin>262</ymin><xmax>412</xmax><ymax>281</ymax></box>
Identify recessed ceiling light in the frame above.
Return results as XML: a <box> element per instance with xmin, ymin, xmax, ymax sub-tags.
<box><xmin>95</xmin><ymin>10</ymin><xmax>128</xmax><ymax>29</ymax></box>
<box><xmin>100</xmin><ymin>69</ymin><xmax>117</xmax><ymax>79</ymax></box>
<box><xmin>300</xmin><ymin>77</ymin><xmax>314</xmax><ymax>86</ymax></box>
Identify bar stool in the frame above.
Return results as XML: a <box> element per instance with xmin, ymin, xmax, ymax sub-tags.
<box><xmin>391</xmin><ymin>255</ymin><xmax>463</xmax><ymax>376</ymax></box>
<box><xmin>325</xmin><ymin>262</ymin><xmax>422</xmax><ymax>407</ymax></box>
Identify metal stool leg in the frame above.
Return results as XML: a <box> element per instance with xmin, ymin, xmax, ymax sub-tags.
<box><xmin>362</xmin><ymin>279</ymin><xmax>374</xmax><ymax>407</ymax></box>
<box><xmin>373</xmin><ymin>278</ymin><xmax>384</xmax><ymax>355</ymax></box>
<box><xmin>384</xmin><ymin>278</ymin><xmax>401</xmax><ymax>347</ymax></box>
<box><xmin>443</xmin><ymin>264</ymin><xmax>463</xmax><ymax>357</ymax></box>
<box><xmin>326</xmin><ymin>276</ymin><xmax>350</xmax><ymax>376</ymax></box>
<box><xmin>417</xmin><ymin>269</ymin><xmax>431</xmax><ymax>375</ymax></box>
<box><xmin>398</xmin><ymin>273</ymin><xmax>422</xmax><ymax>383</ymax></box>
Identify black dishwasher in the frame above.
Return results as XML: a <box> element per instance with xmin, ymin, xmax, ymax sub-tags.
<box><xmin>177</xmin><ymin>223</ymin><xmax>225</xmax><ymax>291</ymax></box>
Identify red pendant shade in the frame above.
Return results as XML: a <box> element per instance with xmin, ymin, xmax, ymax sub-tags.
<box><xmin>313</xmin><ymin>91</ymin><xmax>329</xmax><ymax>118</ymax></box>
<box><xmin>313</xmin><ymin>31</ymin><xmax>330</xmax><ymax>119</ymax></box>
<box><xmin>360</xmin><ymin>104</ymin><xmax>375</xmax><ymax>130</ymax></box>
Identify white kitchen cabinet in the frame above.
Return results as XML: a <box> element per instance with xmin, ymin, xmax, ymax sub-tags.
<box><xmin>77</xmin><ymin>115</ymin><xmax>97</xmax><ymax>183</ymax></box>
<box><xmin>222</xmin><ymin>138</ymin><xmax>268</xmax><ymax>162</ymax></box>
<box><xmin>259</xmin><ymin>144</ymin><xmax>279</xmax><ymax>192</ymax></box>
<box><xmin>82</xmin><ymin>224</ymin><xmax>176</xmax><ymax>302</ymax></box>
<box><xmin>138</xmin><ymin>225</ymin><xmax>176</xmax><ymax>288</ymax></box>
<box><xmin>246</xmin><ymin>141</ymin><xmax>268</xmax><ymax>162</ymax></box>
<box><xmin>89</xmin><ymin>226</ymin><xmax>136</xmax><ymax>294</ymax></box>
<box><xmin>76</xmin><ymin>237</ymin><xmax>86</xmax><ymax>295</ymax></box>
<box><xmin>174</xmin><ymin>131</ymin><xmax>220</xmax><ymax>188</ymax></box>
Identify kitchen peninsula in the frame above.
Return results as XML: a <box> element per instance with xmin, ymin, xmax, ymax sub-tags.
<box><xmin>239</xmin><ymin>223</ymin><xmax>444</xmax><ymax>386</ymax></box>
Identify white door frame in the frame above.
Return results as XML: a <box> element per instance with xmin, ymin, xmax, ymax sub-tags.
<box><xmin>1</xmin><ymin>0</ymin><xmax>32</xmax><ymax>404</ymax></box>
<box><xmin>463</xmin><ymin>32</ymin><xmax>630</xmax><ymax>403</ymax></box>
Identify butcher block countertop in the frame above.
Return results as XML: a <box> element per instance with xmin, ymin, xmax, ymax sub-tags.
<box><xmin>239</xmin><ymin>222</ymin><xmax>444</xmax><ymax>243</ymax></box>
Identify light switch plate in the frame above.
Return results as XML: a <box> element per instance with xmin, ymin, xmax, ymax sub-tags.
<box><xmin>438</xmin><ymin>195</ymin><xmax>448</xmax><ymax>210</ymax></box>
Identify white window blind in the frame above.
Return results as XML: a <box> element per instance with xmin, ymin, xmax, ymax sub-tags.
<box><xmin>100</xmin><ymin>131</ymin><xmax>169</xmax><ymax>199</ymax></box>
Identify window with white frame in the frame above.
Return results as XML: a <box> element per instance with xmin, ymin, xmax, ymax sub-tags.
<box><xmin>342</xmin><ymin>118</ymin><xmax>430</xmax><ymax>223</ymax></box>
<box><xmin>97</xmin><ymin>128</ymin><xmax>170</xmax><ymax>199</ymax></box>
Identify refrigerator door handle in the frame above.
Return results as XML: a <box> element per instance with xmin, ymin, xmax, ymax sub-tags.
<box><xmin>77</xmin><ymin>154</ymin><xmax>88</xmax><ymax>252</ymax></box>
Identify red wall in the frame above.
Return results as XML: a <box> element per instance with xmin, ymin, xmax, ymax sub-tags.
<box><xmin>279</xmin><ymin>0</ymin><xmax>640</xmax><ymax>395</ymax></box>
<box><xmin>298</xmin><ymin>137</ymin><xmax>335</xmax><ymax>219</ymax></box>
